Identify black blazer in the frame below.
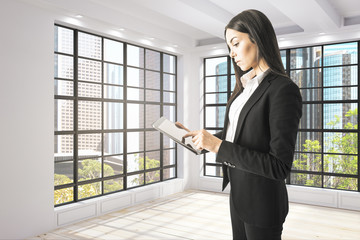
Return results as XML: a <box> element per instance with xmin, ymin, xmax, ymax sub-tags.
<box><xmin>215</xmin><ymin>72</ymin><xmax>302</xmax><ymax>227</ymax></box>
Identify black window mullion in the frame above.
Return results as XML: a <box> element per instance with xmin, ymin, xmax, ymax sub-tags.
<box><xmin>358</xmin><ymin>40</ymin><xmax>360</xmax><ymax>192</ymax></box>
<box><xmin>73</xmin><ymin>29</ymin><xmax>79</xmax><ymax>203</ymax></box>
<box><xmin>160</xmin><ymin>53</ymin><xmax>164</xmax><ymax>182</ymax></box>
<box><xmin>321</xmin><ymin>45</ymin><xmax>325</xmax><ymax>189</ymax></box>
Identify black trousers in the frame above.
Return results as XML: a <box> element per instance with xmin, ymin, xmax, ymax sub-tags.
<box><xmin>230</xmin><ymin>197</ymin><xmax>283</xmax><ymax>240</ymax></box>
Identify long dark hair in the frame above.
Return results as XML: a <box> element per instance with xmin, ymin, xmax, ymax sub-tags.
<box><xmin>225</xmin><ymin>9</ymin><xmax>286</xmax><ymax>103</ymax></box>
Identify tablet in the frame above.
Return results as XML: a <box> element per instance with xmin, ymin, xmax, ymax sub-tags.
<box><xmin>152</xmin><ymin>116</ymin><xmax>204</xmax><ymax>155</ymax></box>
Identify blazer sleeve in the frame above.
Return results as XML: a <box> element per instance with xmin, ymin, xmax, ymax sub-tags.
<box><xmin>213</xmin><ymin>130</ymin><xmax>223</xmax><ymax>139</ymax></box>
<box><xmin>216</xmin><ymin>81</ymin><xmax>302</xmax><ymax>180</ymax></box>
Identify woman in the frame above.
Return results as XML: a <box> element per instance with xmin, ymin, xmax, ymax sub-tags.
<box><xmin>180</xmin><ymin>9</ymin><xmax>302</xmax><ymax>240</ymax></box>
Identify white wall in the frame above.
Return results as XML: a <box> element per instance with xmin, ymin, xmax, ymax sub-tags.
<box><xmin>0</xmin><ymin>1</ymin><xmax>54</xmax><ymax>239</ymax></box>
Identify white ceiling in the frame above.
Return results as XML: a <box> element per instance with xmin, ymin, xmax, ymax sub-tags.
<box><xmin>24</xmin><ymin>0</ymin><xmax>360</xmax><ymax>51</ymax></box>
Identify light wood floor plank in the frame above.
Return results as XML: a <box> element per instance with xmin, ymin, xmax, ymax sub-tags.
<box><xmin>32</xmin><ymin>190</ymin><xmax>360</xmax><ymax>240</ymax></box>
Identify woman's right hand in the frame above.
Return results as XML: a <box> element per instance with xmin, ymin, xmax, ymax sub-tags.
<box><xmin>175</xmin><ymin>122</ymin><xmax>190</xmax><ymax>132</ymax></box>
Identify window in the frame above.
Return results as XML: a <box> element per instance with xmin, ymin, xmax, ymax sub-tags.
<box><xmin>203</xmin><ymin>41</ymin><xmax>359</xmax><ymax>192</ymax></box>
<box><xmin>289</xmin><ymin>42</ymin><xmax>358</xmax><ymax>191</ymax></box>
<box><xmin>54</xmin><ymin>25</ymin><xmax>177</xmax><ymax>206</ymax></box>
<box><xmin>203</xmin><ymin>56</ymin><xmax>234</xmax><ymax>177</ymax></box>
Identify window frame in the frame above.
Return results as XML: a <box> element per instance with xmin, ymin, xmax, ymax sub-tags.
<box><xmin>203</xmin><ymin>41</ymin><xmax>360</xmax><ymax>192</ymax></box>
<box><xmin>54</xmin><ymin>25</ymin><xmax>177</xmax><ymax>207</ymax></box>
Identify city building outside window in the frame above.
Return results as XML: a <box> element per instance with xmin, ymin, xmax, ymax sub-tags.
<box><xmin>54</xmin><ymin>25</ymin><xmax>177</xmax><ymax>206</ymax></box>
<box><xmin>203</xmin><ymin>41</ymin><xmax>359</xmax><ymax>192</ymax></box>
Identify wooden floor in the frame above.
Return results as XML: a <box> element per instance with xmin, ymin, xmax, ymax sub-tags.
<box><xmin>31</xmin><ymin>190</ymin><xmax>360</xmax><ymax>240</ymax></box>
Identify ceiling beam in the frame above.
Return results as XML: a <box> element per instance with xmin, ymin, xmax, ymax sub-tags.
<box><xmin>270</xmin><ymin>0</ymin><xmax>341</xmax><ymax>33</ymax></box>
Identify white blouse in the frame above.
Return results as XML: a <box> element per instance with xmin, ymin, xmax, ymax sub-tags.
<box><xmin>225</xmin><ymin>69</ymin><xmax>270</xmax><ymax>143</ymax></box>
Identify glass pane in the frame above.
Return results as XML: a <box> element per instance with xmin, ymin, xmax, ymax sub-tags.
<box><xmin>54</xmin><ymin>135</ymin><xmax>73</xmax><ymax>160</ymax></box>
<box><xmin>295</xmin><ymin>132</ymin><xmax>322</xmax><ymax>152</ymax></box>
<box><xmin>55</xmin><ymin>80</ymin><xmax>73</xmax><ymax>96</ymax></box>
<box><xmin>146</xmin><ymin>89</ymin><xmax>160</xmax><ymax>102</ymax></box>
<box><xmin>205</xmin><ymin>106</ymin><xmax>226</xmax><ymax>128</ymax></box>
<box><xmin>78</xmin><ymin>58</ymin><xmax>102</xmax><ymax>82</ymax></box>
<box><xmin>127</xmin><ymin>45</ymin><xmax>144</xmax><ymax>68</ymax></box>
<box><xmin>104</xmin><ymin>178</ymin><xmax>123</xmax><ymax>193</ymax></box>
<box><xmin>78</xmin><ymin>133</ymin><xmax>102</xmax><ymax>157</ymax></box>
<box><xmin>145</xmin><ymin>151</ymin><xmax>160</xmax><ymax>170</ymax></box>
<box><xmin>163</xmin><ymin>105</ymin><xmax>176</xmax><ymax>122</ymax></box>
<box><xmin>300</xmin><ymin>88</ymin><xmax>322</xmax><ymax>101</ymax></box>
<box><xmin>127</xmin><ymin>153</ymin><xmax>144</xmax><ymax>172</ymax></box>
<box><xmin>163</xmin><ymin>135</ymin><xmax>175</xmax><ymax>149</ymax></box>
<box><xmin>104</xmin><ymin>85</ymin><xmax>123</xmax><ymax>100</ymax></box>
<box><xmin>54</xmin><ymin>54</ymin><xmax>73</xmax><ymax>79</ymax></box>
<box><xmin>127</xmin><ymin>103</ymin><xmax>144</xmax><ymax>129</ymax></box>
<box><xmin>127</xmin><ymin>132</ymin><xmax>144</xmax><ymax>153</ymax></box>
<box><xmin>163</xmin><ymin>149</ymin><xmax>175</xmax><ymax>166</ymax></box>
<box><xmin>290</xmin><ymin>46</ymin><xmax>321</xmax><ymax>69</ymax></box>
<box><xmin>146</xmin><ymin>170</ymin><xmax>160</xmax><ymax>184</ymax></box>
<box><xmin>163</xmin><ymin>54</ymin><xmax>176</xmax><ymax>73</ymax></box>
<box><xmin>205</xmin><ymin>76</ymin><xmax>228</xmax><ymax>92</ymax></box>
<box><xmin>78</xmin><ymin>82</ymin><xmax>101</xmax><ymax>98</ymax></box>
<box><xmin>127</xmin><ymin>87</ymin><xmax>144</xmax><ymax>101</ymax></box>
<box><xmin>205</xmin><ymin>93</ymin><xmax>228</xmax><ymax>104</ymax></box>
<box><xmin>324</xmin><ymin>176</ymin><xmax>357</xmax><ymax>190</ymax></box>
<box><xmin>104</xmin><ymin>102</ymin><xmax>123</xmax><ymax>130</ymax></box>
<box><xmin>78</xmin><ymin>182</ymin><xmax>101</xmax><ymax>199</ymax></box>
<box><xmin>205</xmin><ymin>152</ymin><xmax>217</xmax><ymax>164</ymax></box>
<box><xmin>205</xmin><ymin>165</ymin><xmax>223</xmax><ymax>177</ymax></box>
<box><xmin>163</xmin><ymin>91</ymin><xmax>175</xmax><ymax>103</ymax></box>
<box><xmin>104</xmin><ymin>132</ymin><xmax>123</xmax><ymax>155</ymax></box>
<box><xmin>323</xmin><ymin>103</ymin><xmax>357</xmax><ymax>129</ymax></box>
<box><xmin>104</xmin><ymin>39</ymin><xmax>123</xmax><ymax>64</ymax></box>
<box><xmin>324</xmin><ymin>132</ymin><xmax>357</xmax><ymax>154</ymax></box>
<box><xmin>78</xmin><ymin>101</ymin><xmax>102</xmax><ymax>130</ymax></box>
<box><xmin>54</xmin><ymin>187</ymin><xmax>73</xmax><ymax>205</ymax></box>
<box><xmin>146</xmin><ymin>71</ymin><xmax>160</xmax><ymax>89</ymax></box>
<box><xmin>299</xmin><ymin>104</ymin><xmax>321</xmax><ymax>129</ymax></box>
<box><xmin>290</xmin><ymin>173</ymin><xmax>322</xmax><ymax>187</ymax></box>
<box><xmin>127</xmin><ymin>67</ymin><xmax>144</xmax><ymax>87</ymax></box>
<box><xmin>324</xmin><ymin>87</ymin><xmax>357</xmax><ymax>101</ymax></box>
<box><xmin>280</xmin><ymin>50</ymin><xmax>286</xmax><ymax>69</ymax></box>
<box><xmin>54</xmin><ymin>99</ymin><xmax>73</xmax><ymax>131</ymax></box>
<box><xmin>323</xmin><ymin>66</ymin><xmax>357</xmax><ymax>87</ymax></box>
<box><xmin>292</xmin><ymin>153</ymin><xmax>322</xmax><ymax>171</ymax></box>
<box><xmin>164</xmin><ymin>74</ymin><xmax>176</xmax><ymax>91</ymax></box>
<box><xmin>104</xmin><ymin>63</ymin><xmax>123</xmax><ymax>85</ymax></box>
<box><xmin>55</xmin><ymin>162</ymin><xmax>73</xmax><ymax>185</ymax></box>
<box><xmin>145</xmin><ymin>49</ymin><xmax>160</xmax><ymax>71</ymax></box>
<box><xmin>146</xmin><ymin>131</ymin><xmax>160</xmax><ymax>151</ymax></box>
<box><xmin>78</xmin><ymin>32</ymin><xmax>101</xmax><ymax>60</ymax></box>
<box><xmin>324</xmin><ymin>154</ymin><xmax>357</xmax><ymax>175</ymax></box>
<box><xmin>146</xmin><ymin>104</ymin><xmax>160</xmax><ymax>128</ymax></box>
<box><xmin>104</xmin><ymin>155</ymin><xmax>123</xmax><ymax>176</ymax></box>
<box><xmin>78</xmin><ymin>158</ymin><xmax>102</xmax><ymax>181</ymax></box>
<box><xmin>205</xmin><ymin>57</ymin><xmax>227</xmax><ymax>76</ymax></box>
<box><xmin>163</xmin><ymin>167</ymin><xmax>176</xmax><ymax>180</ymax></box>
<box><xmin>54</xmin><ymin>26</ymin><xmax>73</xmax><ymax>54</ymax></box>
<box><xmin>324</xmin><ymin>42</ymin><xmax>358</xmax><ymax>66</ymax></box>
<box><xmin>290</xmin><ymin>69</ymin><xmax>322</xmax><ymax>88</ymax></box>
<box><xmin>127</xmin><ymin>173</ymin><xmax>144</xmax><ymax>188</ymax></box>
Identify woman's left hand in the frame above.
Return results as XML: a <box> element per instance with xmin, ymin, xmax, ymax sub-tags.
<box><xmin>183</xmin><ymin>129</ymin><xmax>222</xmax><ymax>153</ymax></box>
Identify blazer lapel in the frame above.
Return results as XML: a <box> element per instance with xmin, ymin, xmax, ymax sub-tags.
<box><xmin>233</xmin><ymin>74</ymin><xmax>274</xmax><ymax>142</ymax></box>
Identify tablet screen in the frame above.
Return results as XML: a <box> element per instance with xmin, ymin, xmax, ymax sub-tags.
<box><xmin>152</xmin><ymin>117</ymin><xmax>203</xmax><ymax>155</ymax></box>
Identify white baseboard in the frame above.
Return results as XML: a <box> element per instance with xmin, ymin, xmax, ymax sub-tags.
<box><xmin>198</xmin><ymin>176</ymin><xmax>360</xmax><ymax>211</ymax></box>
<box><xmin>54</xmin><ymin>178</ymin><xmax>184</xmax><ymax>228</ymax></box>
